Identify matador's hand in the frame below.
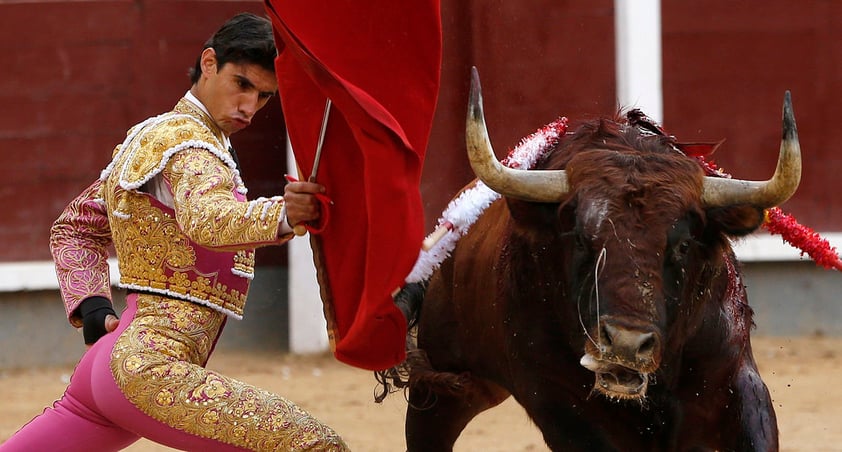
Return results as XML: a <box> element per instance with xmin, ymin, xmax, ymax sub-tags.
<box><xmin>283</xmin><ymin>180</ymin><xmax>326</xmax><ymax>229</ymax></box>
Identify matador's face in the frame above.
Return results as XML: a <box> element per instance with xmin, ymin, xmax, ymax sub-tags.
<box><xmin>196</xmin><ymin>48</ymin><xmax>278</xmax><ymax>136</ymax></box>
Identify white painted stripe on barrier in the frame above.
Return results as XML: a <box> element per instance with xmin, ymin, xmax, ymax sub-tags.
<box><xmin>0</xmin><ymin>233</ymin><xmax>837</xmax><ymax>293</ymax></box>
<box><xmin>731</xmin><ymin>233</ymin><xmax>842</xmax><ymax>263</ymax></box>
<box><xmin>615</xmin><ymin>0</ymin><xmax>663</xmax><ymax>124</ymax></box>
<box><xmin>285</xmin><ymin>139</ymin><xmax>329</xmax><ymax>354</ymax></box>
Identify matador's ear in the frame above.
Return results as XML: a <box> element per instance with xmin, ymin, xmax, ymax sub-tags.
<box><xmin>200</xmin><ymin>48</ymin><xmax>218</xmax><ymax>76</ymax></box>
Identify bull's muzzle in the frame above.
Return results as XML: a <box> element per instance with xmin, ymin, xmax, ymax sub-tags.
<box><xmin>579</xmin><ymin>321</ymin><xmax>661</xmax><ymax>401</ymax></box>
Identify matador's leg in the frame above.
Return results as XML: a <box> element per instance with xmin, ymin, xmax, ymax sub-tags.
<box><xmin>99</xmin><ymin>293</ymin><xmax>349</xmax><ymax>451</ymax></box>
<box><xmin>0</xmin><ymin>392</ymin><xmax>139</xmax><ymax>451</ymax></box>
<box><xmin>97</xmin><ymin>294</ymin><xmax>348</xmax><ymax>451</ymax></box>
<box><xmin>3</xmin><ymin>294</ymin><xmax>348</xmax><ymax>452</ymax></box>
<box><xmin>0</xmin><ymin>314</ymin><xmax>141</xmax><ymax>451</ymax></box>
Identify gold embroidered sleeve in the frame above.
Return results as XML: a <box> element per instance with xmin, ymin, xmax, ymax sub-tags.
<box><xmin>50</xmin><ymin>180</ymin><xmax>113</xmax><ymax>327</ymax></box>
<box><xmin>165</xmin><ymin>148</ymin><xmax>287</xmax><ymax>250</ymax></box>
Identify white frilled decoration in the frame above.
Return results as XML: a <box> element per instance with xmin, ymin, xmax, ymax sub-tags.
<box><xmin>406</xmin><ymin>117</ymin><xmax>569</xmax><ymax>283</ymax></box>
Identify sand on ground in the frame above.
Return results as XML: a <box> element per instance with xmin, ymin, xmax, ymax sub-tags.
<box><xmin>0</xmin><ymin>336</ymin><xmax>839</xmax><ymax>451</ymax></box>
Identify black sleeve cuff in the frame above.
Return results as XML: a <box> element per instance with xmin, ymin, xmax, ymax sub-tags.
<box><xmin>78</xmin><ymin>296</ymin><xmax>114</xmax><ymax>317</ymax></box>
<box><xmin>79</xmin><ymin>296</ymin><xmax>117</xmax><ymax>345</ymax></box>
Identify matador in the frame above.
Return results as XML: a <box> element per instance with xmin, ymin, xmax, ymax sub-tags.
<box><xmin>1</xmin><ymin>12</ymin><xmax>348</xmax><ymax>451</ymax></box>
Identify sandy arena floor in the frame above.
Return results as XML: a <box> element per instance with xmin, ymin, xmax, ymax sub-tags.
<box><xmin>1</xmin><ymin>336</ymin><xmax>839</xmax><ymax>451</ymax></box>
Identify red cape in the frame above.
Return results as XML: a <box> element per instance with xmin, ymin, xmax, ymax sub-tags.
<box><xmin>264</xmin><ymin>1</ymin><xmax>442</xmax><ymax>370</ymax></box>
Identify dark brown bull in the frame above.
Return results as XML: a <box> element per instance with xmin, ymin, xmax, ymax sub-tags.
<box><xmin>402</xmin><ymin>69</ymin><xmax>800</xmax><ymax>451</ymax></box>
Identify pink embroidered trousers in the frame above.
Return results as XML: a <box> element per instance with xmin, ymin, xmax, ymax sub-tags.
<box><xmin>1</xmin><ymin>293</ymin><xmax>348</xmax><ymax>451</ymax></box>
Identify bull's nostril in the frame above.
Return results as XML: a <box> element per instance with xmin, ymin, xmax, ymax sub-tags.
<box><xmin>602</xmin><ymin>323</ymin><xmax>617</xmax><ymax>347</ymax></box>
<box><xmin>601</xmin><ymin>323</ymin><xmax>657</xmax><ymax>362</ymax></box>
<box><xmin>638</xmin><ymin>333</ymin><xmax>656</xmax><ymax>357</ymax></box>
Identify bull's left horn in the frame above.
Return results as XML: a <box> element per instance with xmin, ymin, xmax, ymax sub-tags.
<box><xmin>466</xmin><ymin>67</ymin><xmax>569</xmax><ymax>202</ymax></box>
<box><xmin>701</xmin><ymin>91</ymin><xmax>802</xmax><ymax>208</ymax></box>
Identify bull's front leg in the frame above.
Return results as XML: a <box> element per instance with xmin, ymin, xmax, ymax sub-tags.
<box><xmin>514</xmin><ymin>375</ymin><xmax>629</xmax><ymax>451</ymax></box>
<box><xmin>729</xmin><ymin>356</ymin><xmax>779</xmax><ymax>451</ymax></box>
<box><xmin>405</xmin><ymin>372</ymin><xmax>510</xmax><ymax>452</ymax></box>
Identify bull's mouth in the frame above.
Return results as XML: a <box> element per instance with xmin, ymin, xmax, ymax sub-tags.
<box><xmin>580</xmin><ymin>353</ymin><xmax>650</xmax><ymax>401</ymax></box>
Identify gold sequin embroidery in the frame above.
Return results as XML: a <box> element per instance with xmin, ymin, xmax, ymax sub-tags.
<box><xmin>107</xmin><ymin>191</ymin><xmax>199</xmax><ymax>286</ymax></box>
<box><xmin>165</xmin><ymin>150</ymin><xmax>283</xmax><ymax>249</ymax></box>
<box><xmin>98</xmin><ymin>98</ymin><xmax>290</xmax><ymax>317</ymax></box>
<box><xmin>110</xmin><ymin>294</ymin><xmax>349</xmax><ymax>451</ymax></box>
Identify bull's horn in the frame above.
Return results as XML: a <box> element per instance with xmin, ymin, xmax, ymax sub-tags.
<box><xmin>466</xmin><ymin>67</ymin><xmax>569</xmax><ymax>202</ymax></box>
<box><xmin>701</xmin><ymin>91</ymin><xmax>802</xmax><ymax>207</ymax></box>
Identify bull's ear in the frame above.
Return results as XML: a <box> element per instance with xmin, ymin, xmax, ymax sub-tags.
<box><xmin>706</xmin><ymin>205</ymin><xmax>765</xmax><ymax>237</ymax></box>
<box><xmin>505</xmin><ymin>198</ymin><xmax>559</xmax><ymax>231</ymax></box>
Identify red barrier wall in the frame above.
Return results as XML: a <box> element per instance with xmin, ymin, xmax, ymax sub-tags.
<box><xmin>1</xmin><ymin>0</ymin><xmax>839</xmax><ymax>264</ymax></box>
<box><xmin>661</xmin><ymin>0</ymin><xmax>842</xmax><ymax>230</ymax></box>
<box><xmin>0</xmin><ymin>1</ymin><xmax>286</xmax><ymax>263</ymax></box>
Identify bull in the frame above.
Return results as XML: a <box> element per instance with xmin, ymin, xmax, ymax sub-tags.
<box><xmin>399</xmin><ymin>69</ymin><xmax>799</xmax><ymax>451</ymax></box>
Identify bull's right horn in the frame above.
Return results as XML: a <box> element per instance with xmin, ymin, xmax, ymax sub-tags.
<box><xmin>701</xmin><ymin>91</ymin><xmax>802</xmax><ymax>208</ymax></box>
<box><xmin>466</xmin><ymin>67</ymin><xmax>569</xmax><ymax>202</ymax></box>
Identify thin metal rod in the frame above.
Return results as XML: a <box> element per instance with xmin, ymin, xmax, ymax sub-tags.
<box><xmin>309</xmin><ymin>98</ymin><xmax>332</xmax><ymax>182</ymax></box>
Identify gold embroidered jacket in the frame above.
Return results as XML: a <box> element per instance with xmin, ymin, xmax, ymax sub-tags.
<box><xmin>51</xmin><ymin>98</ymin><xmax>292</xmax><ymax>326</ymax></box>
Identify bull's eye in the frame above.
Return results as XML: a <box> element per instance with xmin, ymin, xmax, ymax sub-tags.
<box><xmin>668</xmin><ymin>215</ymin><xmax>701</xmax><ymax>264</ymax></box>
<box><xmin>672</xmin><ymin>239</ymin><xmax>691</xmax><ymax>262</ymax></box>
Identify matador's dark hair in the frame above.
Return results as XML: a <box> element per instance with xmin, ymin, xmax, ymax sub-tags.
<box><xmin>189</xmin><ymin>12</ymin><xmax>277</xmax><ymax>84</ymax></box>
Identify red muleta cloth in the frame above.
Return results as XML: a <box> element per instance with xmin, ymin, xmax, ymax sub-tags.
<box><xmin>264</xmin><ymin>0</ymin><xmax>442</xmax><ymax>370</ymax></box>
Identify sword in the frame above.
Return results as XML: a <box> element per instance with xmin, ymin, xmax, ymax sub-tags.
<box><xmin>293</xmin><ymin>98</ymin><xmax>332</xmax><ymax>236</ymax></box>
